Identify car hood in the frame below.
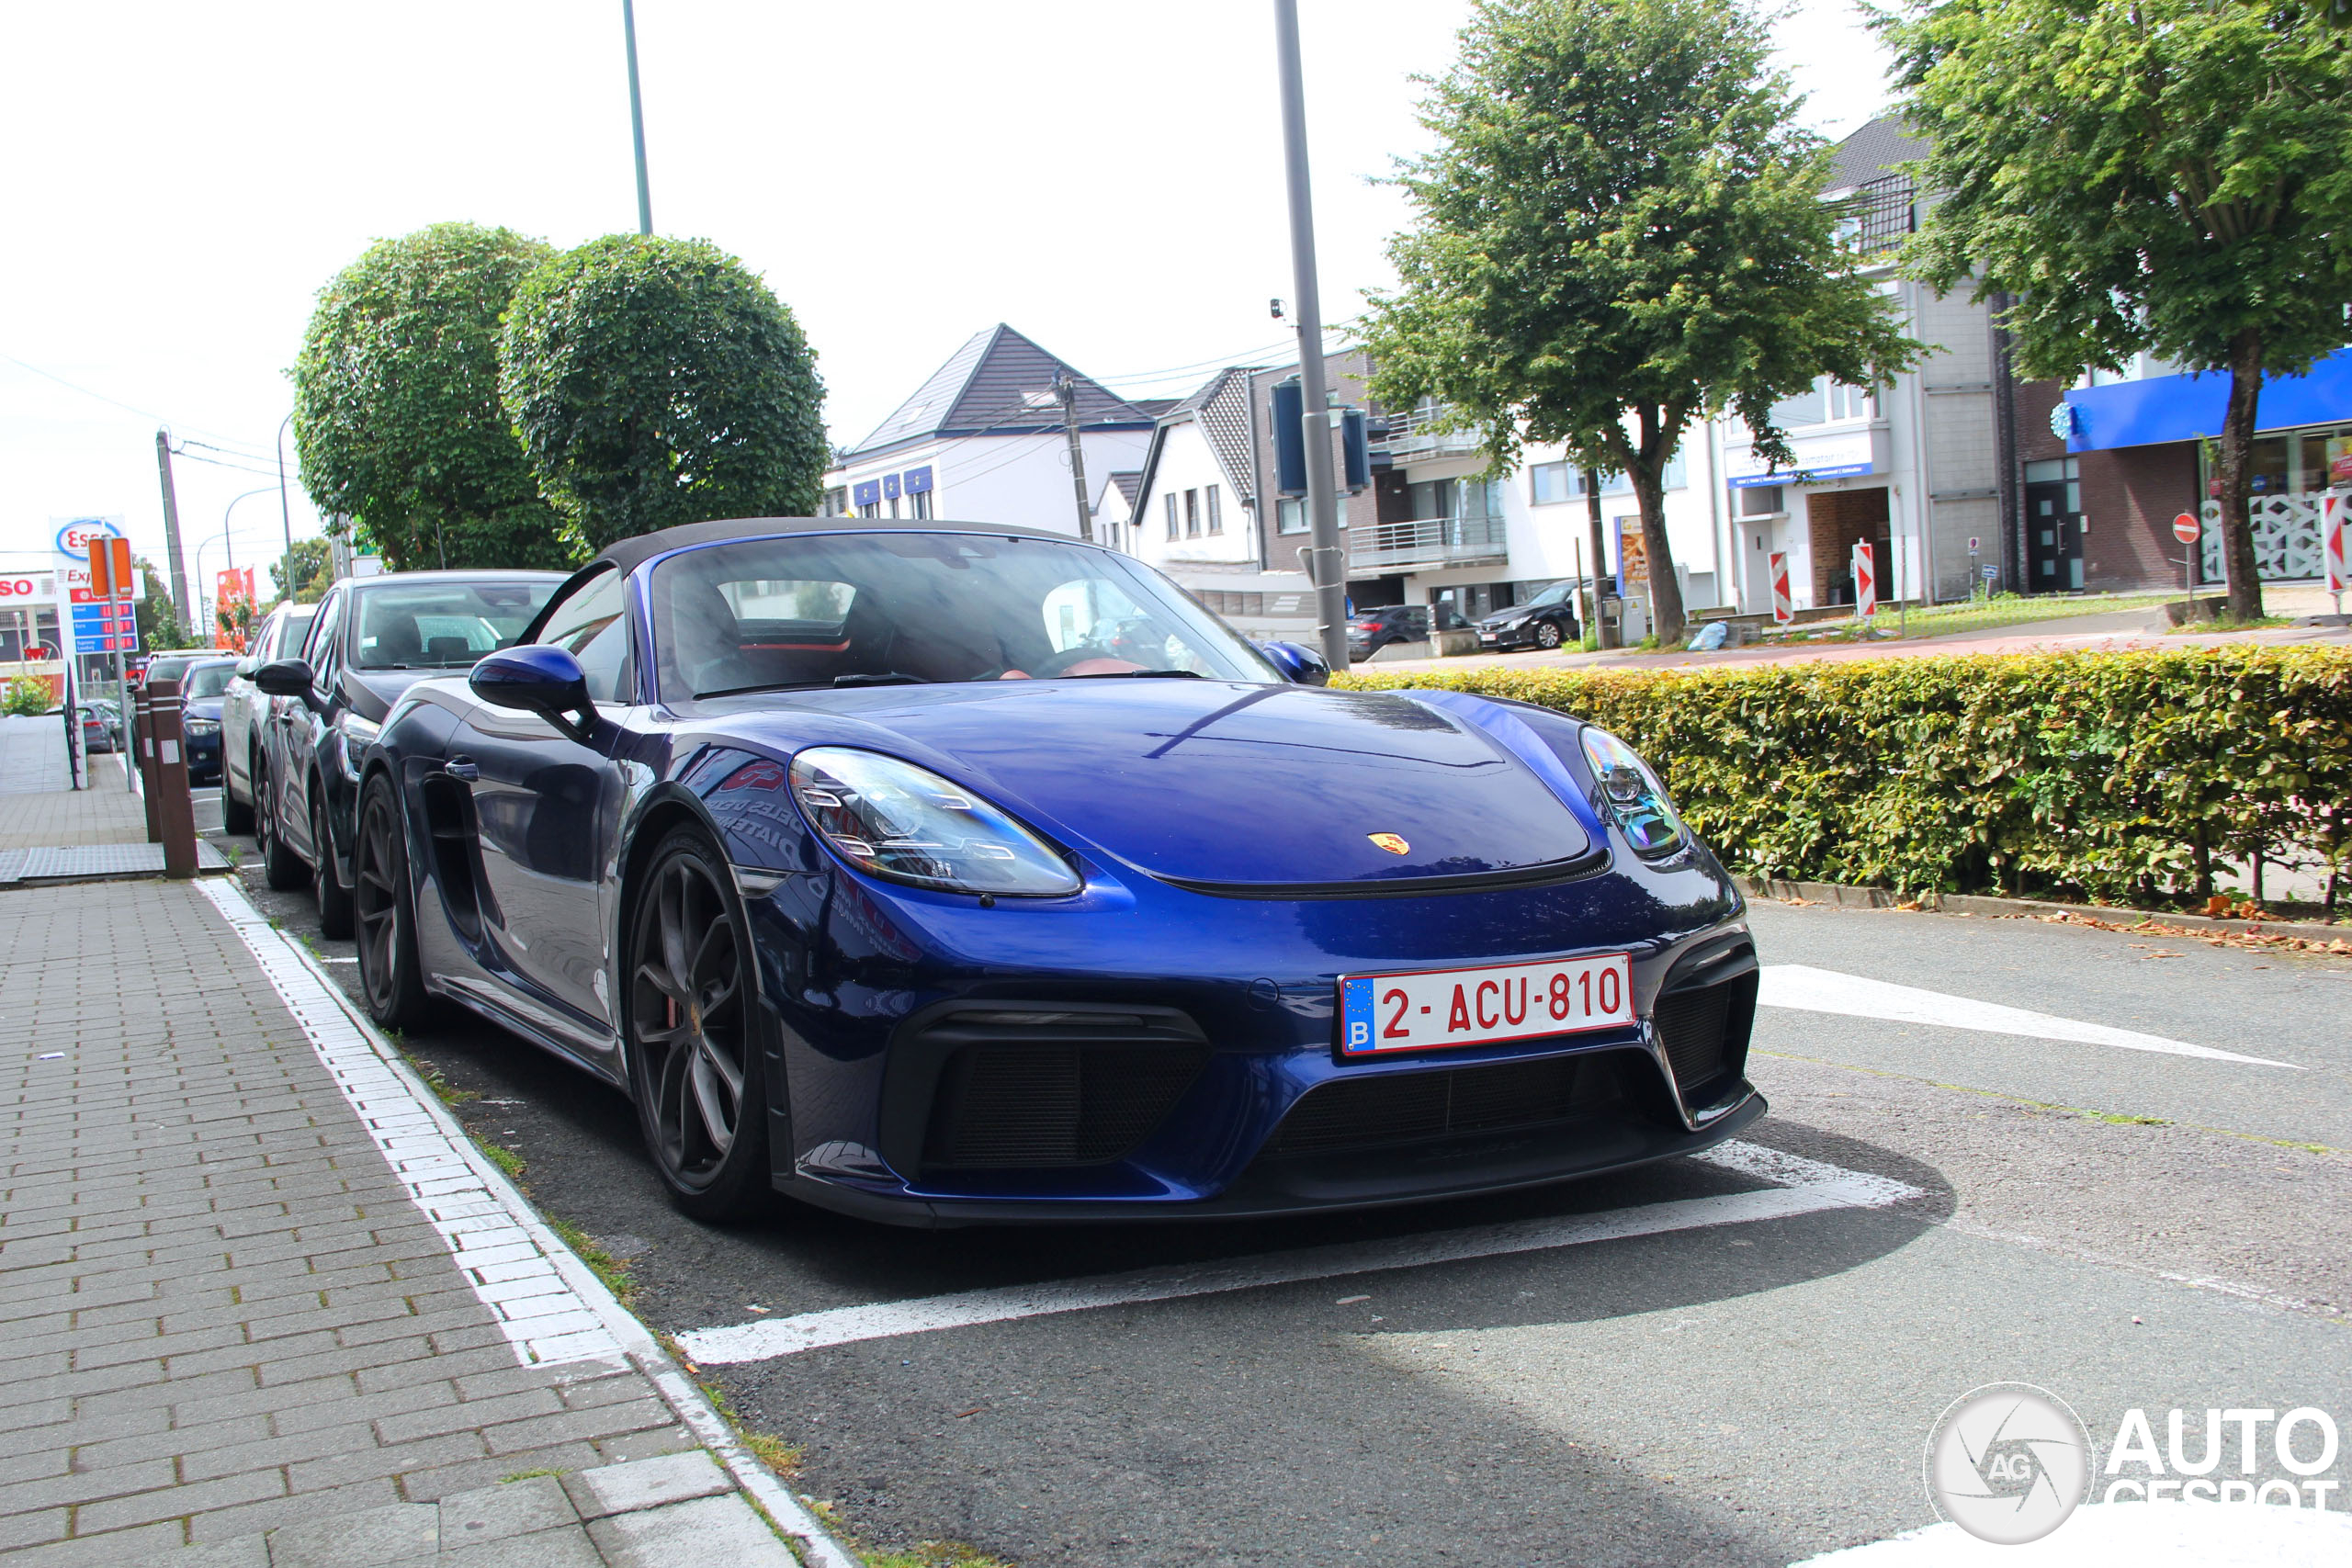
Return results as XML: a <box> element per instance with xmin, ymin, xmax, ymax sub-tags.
<box><xmin>341</xmin><ymin>667</ymin><xmax>442</xmax><ymax>724</ymax></box>
<box><xmin>716</xmin><ymin>681</ymin><xmax>1600</xmax><ymax>891</ymax></box>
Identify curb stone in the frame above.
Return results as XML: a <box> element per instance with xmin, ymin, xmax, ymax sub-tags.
<box><xmin>1736</xmin><ymin>874</ymin><xmax>2348</xmax><ymax>946</ymax></box>
<box><xmin>195</xmin><ymin>876</ymin><xmax>860</xmax><ymax>1568</ymax></box>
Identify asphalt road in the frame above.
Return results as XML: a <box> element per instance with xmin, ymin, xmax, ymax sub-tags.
<box><xmin>202</xmin><ymin>792</ymin><xmax>2352</xmax><ymax>1566</ymax></box>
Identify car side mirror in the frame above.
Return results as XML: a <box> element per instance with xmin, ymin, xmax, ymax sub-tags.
<box><xmin>1257</xmin><ymin>640</ymin><xmax>1330</xmax><ymax>686</ymax></box>
<box><xmin>255</xmin><ymin>660</ymin><xmax>311</xmax><ymax>697</ymax></box>
<box><xmin>470</xmin><ymin>645</ymin><xmax>593</xmax><ymax>734</ymax></box>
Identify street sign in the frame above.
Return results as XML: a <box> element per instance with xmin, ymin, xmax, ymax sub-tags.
<box><xmin>1966</xmin><ymin>536</ymin><xmax>1980</xmax><ymax>553</ymax></box>
<box><xmin>1982</xmin><ymin>564</ymin><xmax>1998</xmax><ymax>581</ymax></box>
<box><xmin>2324</xmin><ymin>492</ymin><xmax>2348</xmax><ymax>602</ymax></box>
<box><xmin>1851</xmin><ymin>539</ymin><xmax>1877</xmax><ymax>620</ymax></box>
<box><xmin>1769</xmin><ymin>552</ymin><xmax>1792</xmax><ymax>625</ymax></box>
<box><xmin>2172</xmin><ymin>513</ymin><xmax>2201</xmax><ymax>545</ymax></box>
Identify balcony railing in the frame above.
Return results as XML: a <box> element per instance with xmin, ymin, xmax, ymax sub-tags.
<box><xmin>1348</xmin><ymin>513</ymin><xmax>1509</xmax><ymax>574</ymax></box>
<box><xmin>1378</xmin><ymin>406</ymin><xmax>1487</xmax><ymax>460</ymax></box>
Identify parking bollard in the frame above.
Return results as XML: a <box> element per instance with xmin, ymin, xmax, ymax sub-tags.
<box><xmin>133</xmin><ymin>686</ymin><xmax>164</xmax><ymax>844</ymax></box>
<box><xmin>143</xmin><ymin>678</ymin><xmax>198</xmax><ymax>879</ymax></box>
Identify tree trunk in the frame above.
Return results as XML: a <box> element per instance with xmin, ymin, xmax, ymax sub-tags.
<box><xmin>1630</xmin><ymin>454</ymin><xmax>1686</xmax><ymax>644</ymax></box>
<box><xmin>2216</xmin><ymin>329</ymin><xmax>2267</xmax><ymax>623</ymax></box>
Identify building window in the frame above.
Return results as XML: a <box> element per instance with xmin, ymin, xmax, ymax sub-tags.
<box><xmin>910</xmin><ymin>489</ymin><xmax>933</xmax><ymax>520</ymax></box>
<box><xmin>1530</xmin><ymin>451</ymin><xmax>1688</xmax><ymax>503</ymax></box>
<box><xmin>1769</xmin><ymin>377</ymin><xmax>1874</xmax><ymax>430</ymax></box>
<box><xmin>821</xmin><ymin>487</ymin><xmax>850</xmax><ymax>516</ymax></box>
<box><xmin>1204</xmin><ymin>485</ymin><xmax>1223</xmax><ymax>534</ymax></box>
<box><xmin>858</xmin><ymin>502</ymin><xmax>881</xmax><ymax>519</ymax></box>
<box><xmin>1165</xmin><ymin>493</ymin><xmax>1180</xmax><ymax>540</ymax></box>
<box><xmin>1184</xmin><ymin>489</ymin><xmax>1200</xmax><ymax>536</ymax></box>
<box><xmin>1277</xmin><ymin>498</ymin><xmax>1306</xmax><ymax>534</ymax></box>
<box><xmin>1736</xmin><ymin>485</ymin><xmax>1783</xmax><ymax>518</ymax></box>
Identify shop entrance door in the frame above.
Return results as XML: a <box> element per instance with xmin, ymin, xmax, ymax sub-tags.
<box><xmin>2024</xmin><ymin>458</ymin><xmax>2082</xmax><ymax>592</ymax></box>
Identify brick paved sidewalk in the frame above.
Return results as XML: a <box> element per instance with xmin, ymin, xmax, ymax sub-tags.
<box><xmin>0</xmin><ymin>878</ymin><xmax>850</xmax><ymax>1567</ymax></box>
<box><xmin>0</xmin><ymin>717</ymin><xmax>146</xmax><ymax>852</ymax></box>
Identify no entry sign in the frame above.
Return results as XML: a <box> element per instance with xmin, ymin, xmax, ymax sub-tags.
<box><xmin>2173</xmin><ymin>513</ymin><xmax>2201</xmax><ymax>544</ymax></box>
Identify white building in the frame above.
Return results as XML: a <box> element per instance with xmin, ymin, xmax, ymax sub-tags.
<box><xmin>823</xmin><ymin>324</ymin><xmax>1159</xmax><ymax>538</ymax></box>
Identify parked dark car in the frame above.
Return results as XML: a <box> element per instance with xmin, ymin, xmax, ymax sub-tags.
<box><xmin>351</xmin><ymin>516</ymin><xmax>1757</xmax><ymax>1225</ymax></box>
<box><xmin>1345</xmin><ymin>603</ymin><xmax>1471</xmax><ymax>660</ymax></box>
<box><xmin>254</xmin><ymin>570</ymin><xmax>564</xmax><ymax>938</ymax></box>
<box><xmin>177</xmin><ymin>658</ymin><xmax>241</xmax><ymax>784</ymax></box>
<box><xmin>222</xmin><ymin>604</ymin><xmax>318</xmax><ymax>834</ymax></box>
<box><xmin>50</xmin><ymin>702</ymin><xmax>116</xmax><ymax>756</ymax></box>
<box><xmin>1476</xmin><ymin>580</ymin><xmax>1585</xmax><ymax>651</ymax></box>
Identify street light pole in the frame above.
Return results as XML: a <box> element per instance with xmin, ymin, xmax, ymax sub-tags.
<box><xmin>1272</xmin><ymin>0</ymin><xmax>1349</xmax><ymax>672</ymax></box>
<box><xmin>276</xmin><ymin>413</ymin><xmax>298</xmax><ymax>593</ymax></box>
<box><xmin>623</xmin><ymin>0</ymin><xmax>653</xmax><ymax>236</ymax></box>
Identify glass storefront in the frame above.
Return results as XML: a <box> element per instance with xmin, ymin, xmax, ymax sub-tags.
<box><xmin>2195</xmin><ymin>422</ymin><xmax>2352</xmax><ymax>582</ymax></box>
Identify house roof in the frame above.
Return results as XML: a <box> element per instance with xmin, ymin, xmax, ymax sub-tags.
<box><xmin>1827</xmin><ymin>115</ymin><xmax>1927</xmax><ymax>193</ymax></box>
<box><xmin>1129</xmin><ymin>367</ymin><xmax>1264</xmax><ymax>528</ymax></box>
<box><xmin>844</xmin><ymin>323</ymin><xmax>1156</xmax><ymax>459</ymax></box>
<box><xmin>1109</xmin><ymin>471</ymin><xmax>1143</xmax><ymax>507</ymax></box>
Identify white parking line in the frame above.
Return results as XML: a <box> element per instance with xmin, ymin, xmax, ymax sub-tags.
<box><xmin>673</xmin><ymin>1141</ymin><xmax>1921</xmax><ymax>1367</ymax></box>
<box><xmin>1758</xmin><ymin>964</ymin><xmax>2297</xmax><ymax>1068</ymax></box>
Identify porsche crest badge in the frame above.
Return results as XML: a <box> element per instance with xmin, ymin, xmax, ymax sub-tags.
<box><xmin>1367</xmin><ymin>833</ymin><xmax>1410</xmax><ymax>855</ymax></box>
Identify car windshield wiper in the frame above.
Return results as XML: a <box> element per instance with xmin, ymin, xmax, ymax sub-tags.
<box><xmin>831</xmin><ymin>672</ymin><xmax>933</xmax><ymax>687</ymax></box>
<box><xmin>695</xmin><ymin>681</ymin><xmax>826</xmax><ymax>699</ymax></box>
<box><xmin>1069</xmin><ymin>668</ymin><xmax>1204</xmax><ymax>679</ymax></box>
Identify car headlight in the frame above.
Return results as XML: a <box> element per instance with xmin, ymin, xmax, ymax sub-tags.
<box><xmin>342</xmin><ymin>714</ymin><xmax>380</xmax><ymax>745</ymax></box>
<box><xmin>789</xmin><ymin>747</ymin><xmax>1081</xmax><ymax>897</ymax></box>
<box><xmin>1578</xmin><ymin>728</ymin><xmax>1685</xmax><ymax>855</ymax></box>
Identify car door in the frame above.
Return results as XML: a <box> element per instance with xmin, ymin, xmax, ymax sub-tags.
<box><xmin>279</xmin><ymin>588</ymin><xmax>345</xmax><ymax>862</ymax></box>
<box><xmin>450</xmin><ymin>569</ymin><xmax>635</xmax><ymax>1033</ymax></box>
<box><xmin>222</xmin><ymin>608</ymin><xmax>281</xmax><ymax>805</ymax></box>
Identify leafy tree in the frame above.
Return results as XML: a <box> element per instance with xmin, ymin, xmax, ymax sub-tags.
<box><xmin>292</xmin><ymin>222</ymin><xmax>576</xmax><ymax>573</ymax></box>
<box><xmin>1883</xmin><ymin>0</ymin><xmax>2352</xmax><ymax>620</ymax></box>
<box><xmin>499</xmin><ymin>235</ymin><xmax>828</xmax><ymax>553</ymax></box>
<box><xmin>134</xmin><ymin>558</ymin><xmax>195</xmax><ymax>650</ymax></box>
<box><xmin>1364</xmin><ymin>0</ymin><xmax>1919</xmax><ymax>641</ymax></box>
<box><xmin>270</xmin><ymin>537</ymin><xmax>334</xmax><ymax>604</ymax></box>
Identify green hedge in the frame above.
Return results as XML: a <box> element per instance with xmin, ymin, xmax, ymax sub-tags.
<box><xmin>1338</xmin><ymin>649</ymin><xmax>2352</xmax><ymax>902</ymax></box>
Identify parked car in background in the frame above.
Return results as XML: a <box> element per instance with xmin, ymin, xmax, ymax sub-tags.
<box><xmin>48</xmin><ymin>703</ymin><xmax>117</xmax><ymax>756</ymax></box>
<box><xmin>222</xmin><ymin>604</ymin><xmax>318</xmax><ymax>833</ymax></box>
<box><xmin>352</xmin><ymin>517</ymin><xmax>1758</xmax><ymax>1224</ymax></box>
<box><xmin>1476</xmin><ymin>580</ymin><xmax>1585</xmax><ymax>651</ymax></box>
<box><xmin>139</xmin><ymin>653</ymin><xmax>198</xmax><ymax>693</ymax></box>
<box><xmin>1346</xmin><ymin>602</ymin><xmax>1471</xmax><ymax>660</ymax></box>
<box><xmin>176</xmin><ymin>657</ymin><xmax>241</xmax><ymax>784</ymax></box>
<box><xmin>254</xmin><ymin>570</ymin><xmax>564</xmax><ymax>938</ymax></box>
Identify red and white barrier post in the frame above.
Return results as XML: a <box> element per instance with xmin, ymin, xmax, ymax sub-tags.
<box><xmin>1851</xmin><ymin>539</ymin><xmax>1877</xmax><ymax>621</ymax></box>
<box><xmin>2324</xmin><ymin>491</ymin><xmax>2348</xmax><ymax>615</ymax></box>
<box><xmin>1769</xmin><ymin>552</ymin><xmax>1792</xmax><ymax>626</ymax></box>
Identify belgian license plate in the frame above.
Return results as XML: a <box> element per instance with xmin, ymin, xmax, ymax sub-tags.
<box><xmin>1338</xmin><ymin>953</ymin><xmax>1634</xmax><ymax>1057</ymax></box>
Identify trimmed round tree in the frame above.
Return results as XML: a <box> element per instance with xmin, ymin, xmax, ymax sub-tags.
<box><xmin>292</xmin><ymin>222</ymin><xmax>574</xmax><ymax>572</ymax></box>
<box><xmin>499</xmin><ymin>235</ymin><xmax>828</xmax><ymax>553</ymax></box>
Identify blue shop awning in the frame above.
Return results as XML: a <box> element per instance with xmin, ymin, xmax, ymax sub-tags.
<box><xmin>2062</xmin><ymin>348</ymin><xmax>2352</xmax><ymax>452</ymax></box>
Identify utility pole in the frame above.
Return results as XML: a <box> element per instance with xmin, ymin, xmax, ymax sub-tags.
<box><xmin>1053</xmin><ymin>376</ymin><xmax>1095</xmax><ymax>543</ymax></box>
<box><xmin>1585</xmin><ymin>468</ymin><xmax>1614</xmax><ymax>649</ymax></box>
<box><xmin>622</xmin><ymin>0</ymin><xmax>653</xmax><ymax>236</ymax></box>
<box><xmin>1272</xmin><ymin>0</ymin><xmax>1348</xmax><ymax>671</ymax></box>
<box><xmin>276</xmin><ymin>413</ymin><xmax>297</xmax><ymax>599</ymax></box>
<box><xmin>154</xmin><ymin>430</ymin><xmax>191</xmax><ymax>630</ymax></box>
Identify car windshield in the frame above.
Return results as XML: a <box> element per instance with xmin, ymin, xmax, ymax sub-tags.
<box><xmin>145</xmin><ymin>658</ymin><xmax>190</xmax><ymax>683</ymax></box>
<box><xmin>184</xmin><ymin>664</ymin><xmax>237</xmax><ymax>698</ymax></box>
<box><xmin>648</xmin><ymin>531</ymin><xmax>1278</xmax><ymax>702</ymax></box>
<box><xmin>1523</xmin><ymin>582</ymin><xmax>1575</xmax><ymax>609</ymax></box>
<box><xmin>353</xmin><ymin>581</ymin><xmax>558</xmax><ymax>670</ymax></box>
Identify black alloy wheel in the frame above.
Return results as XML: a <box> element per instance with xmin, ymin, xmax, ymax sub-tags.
<box><xmin>256</xmin><ymin>765</ymin><xmax>306</xmax><ymax>891</ymax></box>
<box><xmin>1535</xmin><ymin>618</ymin><xmax>1565</xmax><ymax>649</ymax></box>
<box><xmin>312</xmin><ymin>792</ymin><xmax>354</xmax><ymax>940</ymax></box>
<box><xmin>353</xmin><ymin>775</ymin><xmax>430</xmax><ymax>1028</ymax></box>
<box><xmin>626</xmin><ymin>828</ymin><xmax>770</xmax><ymax>1219</ymax></box>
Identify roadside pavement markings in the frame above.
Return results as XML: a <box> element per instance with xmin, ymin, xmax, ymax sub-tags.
<box><xmin>674</xmin><ymin>1141</ymin><xmax>1923</xmax><ymax>1367</ymax></box>
<box><xmin>1758</xmin><ymin>964</ymin><xmax>2298</xmax><ymax>1068</ymax></box>
<box><xmin>197</xmin><ymin>877</ymin><xmax>861</xmax><ymax>1568</ymax></box>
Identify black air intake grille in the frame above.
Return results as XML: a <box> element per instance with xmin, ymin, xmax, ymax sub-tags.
<box><xmin>1653</xmin><ymin>968</ymin><xmax>1757</xmax><ymax>1098</ymax></box>
<box><xmin>923</xmin><ymin>1043</ymin><xmax>1206</xmax><ymax>1169</ymax></box>
<box><xmin>1265</xmin><ymin>1054</ymin><xmax>1618</xmax><ymax>1157</ymax></box>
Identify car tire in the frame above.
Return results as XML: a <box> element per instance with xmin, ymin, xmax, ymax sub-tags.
<box><xmin>1535</xmin><ymin>619</ymin><xmax>1564</xmax><ymax>649</ymax></box>
<box><xmin>312</xmin><ymin>792</ymin><xmax>355</xmax><ymax>940</ymax></box>
<box><xmin>222</xmin><ymin>756</ymin><xmax>254</xmax><ymax>834</ymax></box>
<box><xmin>256</xmin><ymin>767</ymin><xmax>306</xmax><ymax>891</ymax></box>
<box><xmin>352</xmin><ymin>773</ymin><xmax>431</xmax><ymax>1029</ymax></box>
<box><xmin>624</xmin><ymin>827</ymin><xmax>773</xmax><ymax>1222</ymax></box>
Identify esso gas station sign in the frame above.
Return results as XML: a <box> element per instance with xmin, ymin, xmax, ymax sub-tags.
<box><xmin>55</xmin><ymin>519</ymin><xmax>122</xmax><ymax>558</ymax></box>
<box><xmin>0</xmin><ymin>575</ymin><xmax>50</xmax><ymax>602</ymax></box>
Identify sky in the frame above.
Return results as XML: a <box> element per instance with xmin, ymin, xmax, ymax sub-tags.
<box><xmin>0</xmin><ymin>0</ymin><xmax>1897</xmax><ymax>590</ymax></box>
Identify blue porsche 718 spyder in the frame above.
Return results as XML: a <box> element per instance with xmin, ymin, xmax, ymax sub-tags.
<box><xmin>345</xmin><ymin>516</ymin><xmax>1762</xmax><ymax>1224</ymax></box>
